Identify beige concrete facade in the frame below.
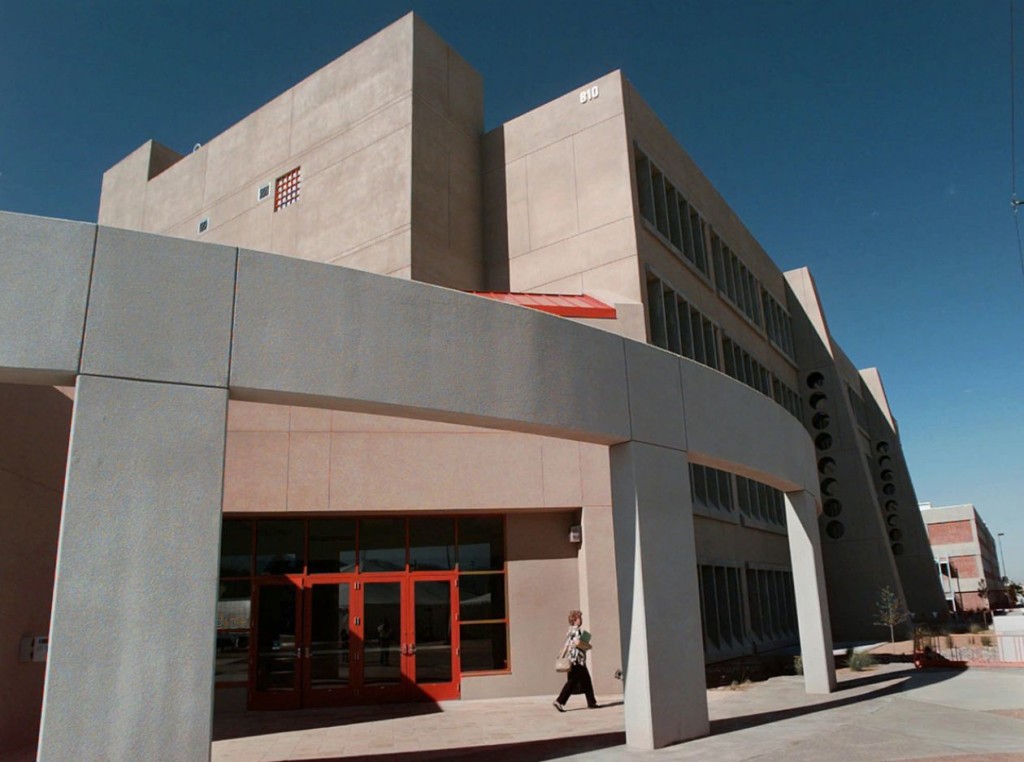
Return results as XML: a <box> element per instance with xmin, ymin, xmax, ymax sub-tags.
<box><xmin>0</xmin><ymin>11</ymin><xmax>943</xmax><ymax>756</ymax></box>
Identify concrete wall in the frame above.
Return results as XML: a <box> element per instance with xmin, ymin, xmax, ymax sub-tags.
<box><xmin>98</xmin><ymin>14</ymin><xmax>459</xmax><ymax>288</ymax></box>
<box><xmin>483</xmin><ymin>71</ymin><xmax>640</xmax><ymax>303</ymax></box>
<box><xmin>224</xmin><ymin>403</ymin><xmax>602</xmax><ymax>514</ymax></box>
<box><xmin>786</xmin><ymin>268</ymin><xmax>947</xmax><ymax>640</ymax></box>
<box><xmin>0</xmin><ymin>385</ymin><xmax>72</xmax><ymax>754</ymax></box>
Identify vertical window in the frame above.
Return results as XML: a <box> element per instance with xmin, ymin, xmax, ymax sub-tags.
<box><xmin>664</xmin><ymin>284</ymin><xmax>682</xmax><ymax>354</ymax></box>
<box><xmin>651</xmin><ymin>167</ymin><xmax>669</xmax><ymax>237</ymax></box>
<box><xmin>690</xmin><ymin>212</ymin><xmax>708</xmax><ymax>274</ymax></box>
<box><xmin>457</xmin><ymin>516</ymin><xmax>508</xmax><ymax>672</ymax></box>
<box><xmin>274</xmin><ymin>167</ymin><xmax>301</xmax><ymax>211</ymax></box>
<box><xmin>647</xmin><ymin>274</ymin><xmax>667</xmax><ymax>349</ymax></box>
<box><xmin>701</xmin><ymin>566</ymin><xmax>719</xmax><ymax>648</ymax></box>
<box><xmin>635</xmin><ymin>149</ymin><xmax>655</xmax><ymax>223</ymax></box>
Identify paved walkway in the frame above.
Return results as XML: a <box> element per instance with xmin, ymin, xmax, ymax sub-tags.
<box><xmin>210</xmin><ymin>663</ymin><xmax>1024</xmax><ymax>762</ymax></box>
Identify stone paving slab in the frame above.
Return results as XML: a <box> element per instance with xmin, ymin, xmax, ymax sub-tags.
<box><xmin>210</xmin><ymin>665</ymin><xmax>1024</xmax><ymax>762</ymax></box>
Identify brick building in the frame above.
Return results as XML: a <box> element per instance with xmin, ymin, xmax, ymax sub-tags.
<box><xmin>920</xmin><ymin>502</ymin><xmax>1005</xmax><ymax>612</ymax></box>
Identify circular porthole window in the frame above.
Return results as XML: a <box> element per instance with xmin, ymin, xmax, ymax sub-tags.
<box><xmin>884</xmin><ymin>500</ymin><xmax>898</xmax><ymax>512</ymax></box>
<box><xmin>815</xmin><ymin>433</ymin><xmax>833</xmax><ymax>450</ymax></box>
<box><xmin>891</xmin><ymin>543</ymin><xmax>904</xmax><ymax>556</ymax></box>
<box><xmin>882</xmin><ymin>483</ymin><xmax>896</xmax><ymax>496</ymax></box>
<box><xmin>889</xmin><ymin>528</ymin><xmax>903</xmax><ymax>542</ymax></box>
<box><xmin>818</xmin><ymin>457</ymin><xmax>837</xmax><ymax>475</ymax></box>
<box><xmin>886</xmin><ymin>513</ymin><xmax>898</xmax><ymax>527</ymax></box>
<box><xmin>807</xmin><ymin>372</ymin><xmax>825</xmax><ymax>390</ymax></box>
<box><xmin>820</xmin><ymin>477</ymin><xmax>837</xmax><ymax>496</ymax></box>
<box><xmin>812</xmin><ymin>412</ymin><xmax>831</xmax><ymax>430</ymax></box>
<box><xmin>825</xmin><ymin>520</ymin><xmax>845</xmax><ymax>540</ymax></box>
<box><xmin>809</xmin><ymin>392</ymin><xmax>828</xmax><ymax>410</ymax></box>
<box><xmin>881</xmin><ymin>469</ymin><xmax>894</xmax><ymax>482</ymax></box>
<box><xmin>876</xmin><ymin>441</ymin><xmax>890</xmax><ymax>455</ymax></box>
<box><xmin>823</xmin><ymin>499</ymin><xmax>843</xmax><ymax>517</ymax></box>
<box><xmin>878</xmin><ymin>455</ymin><xmax>892</xmax><ymax>467</ymax></box>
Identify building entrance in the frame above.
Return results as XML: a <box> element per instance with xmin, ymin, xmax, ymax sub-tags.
<box><xmin>250</xmin><ymin>573</ymin><xmax>459</xmax><ymax>709</ymax></box>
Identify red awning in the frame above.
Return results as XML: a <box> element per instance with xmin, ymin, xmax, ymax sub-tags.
<box><xmin>470</xmin><ymin>292</ymin><xmax>616</xmax><ymax>319</ymax></box>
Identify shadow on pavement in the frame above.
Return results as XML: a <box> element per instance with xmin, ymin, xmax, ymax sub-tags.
<box><xmin>213</xmin><ymin>702</ymin><xmax>444</xmax><ymax>741</ymax></box>
<box><xmin>710</xmin><ymin>665</ymin><xmax>962</xmax><ymax>736</ymax></box>
<box><xmin>293</xmin><ymin>731</ymin><xmax>627</xmax><ymax>762</ymax></box>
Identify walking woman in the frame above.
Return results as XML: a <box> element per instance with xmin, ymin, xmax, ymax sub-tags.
<box><xmin>553</xmin><ymin>609</ymin><xmax>598</xmax><ymax>710</ymax></box>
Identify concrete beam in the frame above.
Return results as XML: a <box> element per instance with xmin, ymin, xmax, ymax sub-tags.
<box><xmin>610</xmin><ymin>441</ymin><xmax>708</xmax><ymax>749</ymax></box>
<box><xmin>81</xmin><ymin>227</ymin><xmax>237</xmax><ymax>387</ymax></box>
<box><xmin>38</xmin><ymin>375</ymin><xmax>228</xmax><ymax>762</ymax></box>
<box><xmin>230</xmin><ymin>249</ymin><xmax>633</xmax><ymax>444</ymax></box>
<box><xmin>0</xmin><ymin>212</ymin><xmax>94</xmax><ymax>385</ymax></box>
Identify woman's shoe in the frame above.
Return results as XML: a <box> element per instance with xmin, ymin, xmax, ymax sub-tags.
<box><xmin>553</xmin><ymin>701</ymin><xmax>565</xmax><ymax>712</ymax></box>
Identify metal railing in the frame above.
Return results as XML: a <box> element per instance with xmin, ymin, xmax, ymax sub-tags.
<box><xmin>914</xmin><ymin>630</ymin><xmax>1024</xmax><ymax>665</ymax></box>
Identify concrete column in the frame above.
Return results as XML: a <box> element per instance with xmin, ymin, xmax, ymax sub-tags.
<box><xmin>785</xmin><ymin>490</ymin><xmax>837</xmax><ymax>694</ymax></box>
<box><xmin>610</xmin><ymin>441</ymin><xmax>708</xmax><ymax>750</ymax></box>
<box><xmin>38</xmin><ymin>375</ymin><xmax>228</xmax><ymax>762</ymax></box>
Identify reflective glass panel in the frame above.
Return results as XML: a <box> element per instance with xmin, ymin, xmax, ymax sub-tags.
<box><xmin>255</xmin><ymin>585</ymin><xmax>298</xmax><ymax>692</ymax></box>
<box><xmin>308</xmin><ymin>519</ymin><xmax>357</xmax><ymax>573</ymax></box>
<box><xmin>458</xmin><ymin>517</ymin><xmax>504</xmax><ymax>571</ymax></box>
<box><xmin>363</xmin><ymin>582</ymin><xmax>402</xmax><ymax>684</ymax></box>
<box><xmin>256</xmin><ymin>520</ymin><xmax>303</xmax><ymax>575</ymax></box>
<box><xmin>415</xmin><ymin>580</ymin><xmax>452</xmax><ymax>684</ymax></box>
<box><xmin>309</xmin><ymin>583</ymin><xmax>351</xmax><ymax>688</ymax></box>
<box><xmin>359</xmin><ymin>518</ymin><xmax>406</xmax><ymax>573</ymax></box>
<box><xmin>409</xmin><ymin>518</ymin><xmax>455</xmax><ymax>571</ymax></box>
<box><xmin>459</xmin><ymin>573</ymin><xmax>506</xmax><ymax>621</ymax></box>
<box><xmin>215</xmin><ymin>580</ymin><xmax>251</xmax><ymax>684</ymax></box>
<box><xmin>459</xmin><ymin>623</ymin><xmax>508</xmax><ymax>672</ymax></box>
<box><xmin>220</xmin><ymin>520</ymin><xmax>252</xmax><ymax>577</ymax></box>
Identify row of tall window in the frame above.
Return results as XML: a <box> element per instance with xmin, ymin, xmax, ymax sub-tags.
<box><xmin>649</xmin><ymin>273</ymin><xmax>802</xmax><ymax>420</ymax></box>
<box><xmin>736</xmin><ymin>475</ymin><xmax>786</xmax><ymax>526</ymax></box>
<box><xmin>762</xmin><ymin>289</ymin><xmax>796</xmax><ymax>359</ymax></box>
<box><xmin>721</xmin><ymin>336</ymin><xmax>802</xmax><ymax>418</ymax></box>
<box><xmin>647</xmin><ymin>274</ymin><xmax>720</xmax><ymax>370</ymax></box>
<box><xmin>698</xmin><ymin>563</ymin><xmax>798</xmax><ymax>653</ymax></box>
<box><xmin>635</xmin><ymin>147</ymin><xmax>711</xmax><ymax>277</ymax></box>
<box><xmin>712</xmin><ymin>233</ymin><xmax>762</xmax><ymax>328</ymax></box>
<box><xmin>635</xmin><ymin>144</ymin><xmax>796</xmax><ymax>362</ymax></box>
<box><xmin>690</xmin><ymin>463</ymin><xmax>787</xmax><ymax>530</ymax></box>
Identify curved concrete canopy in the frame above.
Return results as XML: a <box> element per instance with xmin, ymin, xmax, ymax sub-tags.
<box><xmin>0</xmin><ymin>212</ymin><xmax>818</xmax><ymax>498</ymax></box>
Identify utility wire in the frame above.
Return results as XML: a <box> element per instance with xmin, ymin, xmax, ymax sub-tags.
<box><xmin>1011</xmin><ymin>0</ymin><xmax>1024</xmax><ymax>283</ymax></box>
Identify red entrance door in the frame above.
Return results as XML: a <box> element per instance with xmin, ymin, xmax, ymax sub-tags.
<box><xmin>249</xmin><ymin>573</ymin><xmax>459</xmax><ymax>709</ymax></box>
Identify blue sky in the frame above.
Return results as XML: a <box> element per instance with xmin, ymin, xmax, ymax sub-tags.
<box><xmin>2</xmin><ymin>1</ymin><xmax>1022</xmax><ymax>581</ymax></box>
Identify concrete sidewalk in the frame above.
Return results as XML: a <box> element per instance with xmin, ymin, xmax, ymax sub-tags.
<box><xmin>210</xmin><ymin>663</ymin><xmax>1024</xmax><ymax>762</ymax></box>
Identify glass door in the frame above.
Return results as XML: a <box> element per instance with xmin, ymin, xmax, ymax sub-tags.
<box><xmin>303</xmin><ymin>578</ymin><xmax>356</xmax><ymax>707</ymax></box>
<box><xmin>250</xmin><ymin>582</ymin><xmax>302</xmax><ymax>710</ymax></box>
<box><xmin>410</xmin><ymin>575</ymin><xmax>459</xmax><ymax>701</ymax></box>
<box><xmin>359</xmin><ymin>579</ymin><xmax>406</xmax><ymax>702</ymax></box>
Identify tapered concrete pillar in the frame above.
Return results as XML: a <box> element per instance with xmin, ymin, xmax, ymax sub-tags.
<box><xmin>785</xmin><ymin>490</ymin><xmax>837</xmax><ymax>693</ymax></box>
<box><xmin>610</xmin><ymin>441</ymin><xmax>708</xmax><ymax>750</ymax></box>
<box><xmin>38</xmin><ymin>375</ymin><xmax>228</xmax><ymax>762</ymax></box>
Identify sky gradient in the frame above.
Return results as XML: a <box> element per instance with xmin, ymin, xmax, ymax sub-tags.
<box><xmin>2</xmin><ymin>1</ymin><xmax>1022</xmax><ymax>582</ymax></box>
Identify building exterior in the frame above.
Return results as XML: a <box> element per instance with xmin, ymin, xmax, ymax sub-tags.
<box><xmin>920</xmin><ymin>502</ymin><xmax>1006</xmax><ymax>612</ymax></box>
<box><xmin>1</xmin><ymin>13</ymin><xmax>944</xmax><ymax>758</ymax></box>
<box><xmin>97</xmin><ymin>8</ymin><xmax>945</xmax><ymax>704</ymax></box>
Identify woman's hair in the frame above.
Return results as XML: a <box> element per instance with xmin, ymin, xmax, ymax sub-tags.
<box><xmin>567</xmin><ymin>609</ymin><xmax>583</xmax><ymax>624</ymax></box>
